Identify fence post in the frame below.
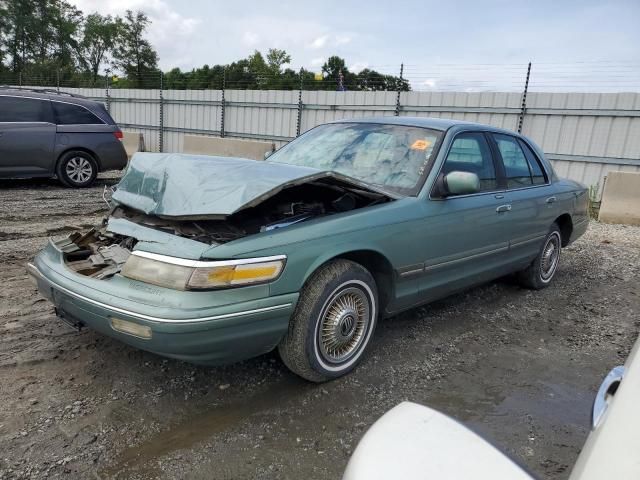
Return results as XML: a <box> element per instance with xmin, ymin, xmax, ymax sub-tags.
<box><xmin>220</xmin><ymin>68</ymin><xmax>226</xmax><ymax>138</ymax></box>
<box><xmin>105</xmin><ymin>73</ymin><xmax>111</xmax><ymax>113</ymax></box>
<box><xmin>159</xmin><ymin>72</ymin><xmax>164</xmax><ymax>153</ymax></box>
<box><xmin>56</xmin><ymin>69</ymin><xmax>60</xmax><ymax>92</ymax></box>
<box><xmin>296</xmin><ymin>68</ymin><xmax>303</xmax><ymax>137</ymax></box>
<box><xmin>517</xmin><ymin>62</ymin><xmax>531</xmax><ymax>134</ymax></box>
<box><xmin>394</xmin><ymin>63</ymin><xmax>404</xmax><ymax>116</ymax></box>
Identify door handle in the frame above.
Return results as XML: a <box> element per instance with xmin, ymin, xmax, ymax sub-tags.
<box><xmin>546</xmin><ymin>196</ymin><xmax>557</xmax><ymax>204</ymax></box>
<box><xmin>496</xmin><ymin>204</ymin><xmax>512</xmax><ymax>213</ymax></box>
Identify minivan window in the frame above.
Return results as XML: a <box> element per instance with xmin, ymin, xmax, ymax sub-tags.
<box><xmin>0</xmin><ymin>96</ymin><xmax>53</xmax><ymax>123</ymax></box>
<box><xmin>442</xmin><ymin>132</ymin><xmax>498</xmax><ymax>192</ymax></box>
<box><xmin>493</xmin><ymin>134</ymin><xmax>533</xmax><ymax>188</ymax></box>
<box><xmin>52</xmin><ymin>101</ymin><xmax>103</xmax><ymax>125</ymax></box>
<box><xmin>518</xmin><ymin>139</ymin><xmax>548</xmax><ymax>185</ymax></box>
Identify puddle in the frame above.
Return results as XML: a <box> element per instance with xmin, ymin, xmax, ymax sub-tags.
<box><xmin>101</xmin><ymin>376</ymin><xmax>311</xmax><ymax>478</ymax></box>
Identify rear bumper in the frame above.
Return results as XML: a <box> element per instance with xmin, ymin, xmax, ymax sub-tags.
<box><xmin>568</xmin><ymin>217</ymin><xmax>589</xmax><ymax>245</ymax></box>
<box><xmin>28</xmin><ymin>245</ymin><xmax>298</xmax><ymax>365</ymax></box>
<box><xmin>96</xmin><ymin>139</ymin><xmax>127</xmax><ymax>171</ymax></box>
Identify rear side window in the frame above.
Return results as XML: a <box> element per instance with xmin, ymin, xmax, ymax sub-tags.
<box><xmin>52</xmin><ymin>101</ymin><xmax>103</xmax><ymax>125</ymax></box>
<box><xmin>518</xmin><ymin>139</ymin><xmax>548</xmax><ymax>185</ymax></box>
<box><xmin>0</xmin><ymin>96</ymin><xmax>53</xmax><ymax>123</ymax></box>
<box><xmin>442</xmin><ymin>132</ymin><xmax>498</xmax><ymax>192</ymax></box>
<box><xmin>493</xmin><ymin>134</ymin><xmax>533</xmax><ymax>188</ymax></box>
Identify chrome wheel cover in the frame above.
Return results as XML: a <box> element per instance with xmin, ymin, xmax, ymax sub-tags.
<box><xmin>540</xmin><ymin>232</ymin><xmax>561</xmax><ymax>281</ymax></box>
<box><xmin>318</xmin><ymin>285</ymin><xmax>371</xmax><ymax>364</ymax></box>
<box><xmin>66</xmin><ymin>156</ymin><xmax>93</xmax><ymax>183</ymax></box>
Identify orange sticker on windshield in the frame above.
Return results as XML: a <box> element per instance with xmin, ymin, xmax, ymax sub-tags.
<box><xmin>411</xmin><ymin>139</ymin><xmax>432</xmax><ymax>150</ymax></box>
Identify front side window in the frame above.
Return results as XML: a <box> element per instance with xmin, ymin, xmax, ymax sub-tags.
<box><xmin>52</xmin><ymin>101</ymin><xmax>103</xmax><ymax>125</ymax></box>
<box><xmin>0</xmin><ymin>96</ymin><xmax>53</xmax><ymax>123</ymax></box>
<box><xmin>493</xmin><ymin>134</ymin><xmax>534</xmax><ymax>188</ymax></box>
<box><xmin>442</xmin><ymin>132</ymin><xmax>498</xmax><ymax>192</ymax></box>
<box><xmin>267</xmin><ymin>123</ymin><xmax>443</xmax><ymax>195</ymax></box>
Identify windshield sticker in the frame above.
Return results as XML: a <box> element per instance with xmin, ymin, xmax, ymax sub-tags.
<box><xmin>411</xmin><ymin>139</ymin><xmax>432</xmax><ymax>150</ymax></box>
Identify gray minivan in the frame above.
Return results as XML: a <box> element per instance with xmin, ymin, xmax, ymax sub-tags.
<box><xmin>0</xmin><ymin>88</ymin><xmax>127</xmax><ymax>187</ymax></box>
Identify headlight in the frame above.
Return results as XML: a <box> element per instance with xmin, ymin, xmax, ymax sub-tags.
<box><xmin>121</xmin><ymin>251</ymin><xmax>286</xmax><ymax>290</ymax></box>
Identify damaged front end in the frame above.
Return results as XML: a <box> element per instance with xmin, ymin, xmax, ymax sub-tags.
<box><xmin>59</xmin><ymin>228</ymin><xmax>135</xmax><ymax>279</ymax></box>
<box><xmin>61</xmin><ymin>153</ymin><xmax>394</xmax><ymax>281</ymax></box>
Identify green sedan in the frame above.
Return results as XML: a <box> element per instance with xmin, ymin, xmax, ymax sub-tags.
<box><xmin>28</xmin><ymin>117</ymin><xmax>588</xmax><ymax>382</ymax></box>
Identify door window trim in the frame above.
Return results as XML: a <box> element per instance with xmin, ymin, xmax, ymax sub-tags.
<box><xmin>428</xmin><ymin>129</ymin><xmax>506</xmax><ymax>200</ymax></box>
<box><xmin>488</xmin><ymin>132</ymin><xmax>552</xmax><ymax>190</ymax></box>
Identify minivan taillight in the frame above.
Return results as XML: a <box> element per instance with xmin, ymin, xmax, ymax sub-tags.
<box><xmin>113</xmin><ymin>130</ymin><xmax>123</xmax><ymax>140</ymax></box>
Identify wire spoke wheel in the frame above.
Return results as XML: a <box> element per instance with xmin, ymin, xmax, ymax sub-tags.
<box><xmin>540</xmin><ymin>232</ymin><xmax>561</xmax><ymax>281</ymax></box>
<box><xmin>318</xmin><ymin>286</ymin><xmax>371</xmax><ymax>364</ymax></box>
<box><xmin>66</xmin><ymin>156</ymin><xmax>93</xmax><ymax>183</ymax></box>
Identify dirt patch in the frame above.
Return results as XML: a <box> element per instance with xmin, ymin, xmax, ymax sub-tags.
<box><xmin>0</xmin><ymin>175</ymin><xmax>638</xmax><ymax>479</ymax></box>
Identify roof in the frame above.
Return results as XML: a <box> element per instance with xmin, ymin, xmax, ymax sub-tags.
<box><xmin>331</xmin><ymin>115</ymin><xmax>512</xmax><ymax>133</ymax></box>
<box><xmin>0</xmin><ymin>87</ymin><xmax>97</xmax><ymax>108</ymax></box>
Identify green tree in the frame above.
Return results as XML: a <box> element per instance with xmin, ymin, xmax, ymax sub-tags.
<box><xmin>266</xmin><ymin>48</ymin><xmax>291</xmax><ymax>74</ymax></box>
<box><xmin>77</xmin><ymin>13</ymin><xmax>119</xmax><ymax>85</ymax></box>
<box><xmin>112</xmin><ymin>10</ymin><xmax>159</xmax><ymax>88</ymax></box>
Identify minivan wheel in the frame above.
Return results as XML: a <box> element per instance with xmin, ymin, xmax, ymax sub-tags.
<box><xmin>57</xmin><ymin>151</ymin><xmax>98</xmax><ymax>188</ymax></box>
<box><xmin>517</xmin><ymin>223</ymin><xmax>562</xmax><ymax>290</ymax></box>
<box><xmin>278</xmin><ymin>259</ymin><xmax>378</xmax><ymax>382</ymax></box>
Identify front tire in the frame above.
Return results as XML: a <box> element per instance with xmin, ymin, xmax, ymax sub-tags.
<box><xmin>278</xmin><ymin>259</ymin><xmax>378</xmax><ymax>382</ymax></box>
<box><xmin>517</xmin><ymin>223</ymin><xmax>562</xmax><ymax>290</ymax></box>
<box><xmin>57</xmin><ymin>151</ymin><xmax>98</xmax><ymax>188</ymax></box>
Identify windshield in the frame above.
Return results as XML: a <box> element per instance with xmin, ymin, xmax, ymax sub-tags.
<box><xmin>267</xmin><ymin>122</ymin><xmax>443</xmax><ymax>195</ymax></box>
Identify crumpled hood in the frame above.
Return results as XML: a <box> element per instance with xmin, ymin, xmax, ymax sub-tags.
<box><xmin>112</xmin><ymin>153</ymin><xmax>392</xmax><ymax>219</ymax></box>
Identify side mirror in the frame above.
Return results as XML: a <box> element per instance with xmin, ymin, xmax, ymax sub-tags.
<box><xmin>435</xmin><ymin>171</ymin><xmax>480</xmax><ymax>197</ymax></box>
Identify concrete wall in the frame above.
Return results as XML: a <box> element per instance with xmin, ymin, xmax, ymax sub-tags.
<box><xmin>121</xmin><ymin>131</ymin><xmax>145</xmax><ymax>158</ymax></box>
<box><xmin>183</xmin><ymin>135</ymin><xmax>274</xmax><ymax>160</ymax></box>
<box><xmin>598</xmin><ymin>172</ymin><xmax>640</xmax><ymax>225</ymax></box>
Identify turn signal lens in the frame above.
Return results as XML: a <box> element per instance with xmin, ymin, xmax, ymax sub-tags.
<box><xmin>188</xmin><ymin>260</ymin><xmax>284</xmax><ymax>289</ymax></box>
<box><xmin>120</xmin><ymin>252</ymin><xmax>286</xmax><ymax>290</ymax></box>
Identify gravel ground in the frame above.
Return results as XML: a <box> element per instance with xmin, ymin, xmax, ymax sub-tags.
<box><xmin>0</xmin><ymin>174</ymin><xmax>638</xmax><ymax>480</ymax></box>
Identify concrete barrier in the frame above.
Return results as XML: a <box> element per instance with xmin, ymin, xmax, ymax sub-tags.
<box><xmin>122</xmin><ymin>132</ymin><xmax>145</xmax><ymax>159</ymax></box>
<box><xmin>598</xmin><ymin>171</ymin><xmax>640</xmax><ymax>226</ymax></box>
<box><xmin>183</xmin><ymin>135</ymin><xmax>275</xmax><ymax>160</ymax></box>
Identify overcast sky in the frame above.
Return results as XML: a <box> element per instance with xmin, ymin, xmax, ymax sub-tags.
<box><xmin>69</xmin><ymin>0</ymin><xmax>640</xmax><ymax>91</ymax></box>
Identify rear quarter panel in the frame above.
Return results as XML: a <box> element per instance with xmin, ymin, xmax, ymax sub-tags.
<box><xmin>55</xmin><ymin>127</ymin><xmax>127</xmax><ymax>171</ymax></box>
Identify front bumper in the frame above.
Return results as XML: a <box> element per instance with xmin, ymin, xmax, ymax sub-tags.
<box><xmin>28</xmin><ymin>242</ymin><xmax>298</xmax><ymax>365</ymax></box>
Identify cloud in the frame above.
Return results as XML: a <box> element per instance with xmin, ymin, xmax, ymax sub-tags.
<box><xmin>309</xmin><ymin>33</ymin><xmax>353</xmax><ymax>49</ymax></box>
<box><xmin>422</xmin><ymin>79</ymin><xmax>437</xmax><ymax>89</ymax></box>
<box><xmin>310</xmin><ymin>35</ymin><xmax>328</xmax><ymax>49</ymax></box>
<box><xmin>349</xmin><ymin>62</ymin><xmax>368</xmax><ymax>73</ymax></box>
<box><xmin>335</xmin><ymin>35</ymin><xmax>352</xmax><ymax>46</ymax></box>
<box><xmin>310</xmin><ymin>57</ymin><xmax>325</xmax><ymax>68</ymax></box>
<box><xmin>242</xmin><ymin>31</ymin><xmax>260</xmax><ymax>47</ymax></box>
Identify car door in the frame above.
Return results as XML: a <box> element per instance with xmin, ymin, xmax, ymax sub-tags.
<box><xmin>417</xmin><ymin>131</ymin><xmax>513</xmax><ymax>302</ymax></box>
<box><xmin>489</xmin><ymin>133</ymin><xmax>557</xmax><ymax>266</ymax></box>
<box><xmin>0</xmin><ymin>95</ymin><xmax>56</xmax><ymax>177</ymax></box>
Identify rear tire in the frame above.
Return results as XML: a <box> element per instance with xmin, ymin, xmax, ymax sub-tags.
<box><xmin>278</xmin><ymin>259</ymin><xmax>378</xmax><ymax>382</ymax></box>
<box><xmin>517</xmin><ymin>223</ymin><xmax>562</xmax><ymax>290</ymax></box>
<box><xmin>57</xmin><ymin>151</ymin><xmax>98</xmax><ymax>188</ymax></box>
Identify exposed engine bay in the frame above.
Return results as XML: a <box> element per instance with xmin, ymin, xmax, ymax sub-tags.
<box><xmin>62</xmin><ymin>180</ymin><xmax>391</xmax><ymax>278</ymax></box>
